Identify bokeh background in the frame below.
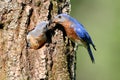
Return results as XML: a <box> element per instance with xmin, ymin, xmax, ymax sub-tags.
<box><xmin>71</xmin><ymin>0</ymin><xmax>120</xmax><ymax>80</ymax></box>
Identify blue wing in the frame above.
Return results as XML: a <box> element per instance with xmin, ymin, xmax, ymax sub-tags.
<box><xmin>73</xmin><ymin>22</ymin><xmax>96</xmax><ymax>50</ymax></box>
<box><xmin>74</xmin><ymin>23</ymin><xmax>92</xmax><ymax>43</ymax></box>
<box><xmin>70</xmin><ymin>17</ymin><xmax>93</xmax><ymax>44</ymax></box>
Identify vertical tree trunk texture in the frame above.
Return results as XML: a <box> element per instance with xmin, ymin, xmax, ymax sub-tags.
<box><xmin>0</xmin><ymin>0</ymin><xmax>76</xmax><ymax>80</ymax></box>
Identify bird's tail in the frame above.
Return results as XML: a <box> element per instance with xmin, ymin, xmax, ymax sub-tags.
<box><xmin>87</xmin><ymin>44</ymin><xmax>95</xmax><ymax>63</ymax></box>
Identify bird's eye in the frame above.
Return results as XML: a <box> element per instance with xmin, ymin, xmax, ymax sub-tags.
<box><xmin>58</xmin><ymin>15</ymin><xmax>62</xmax><ymax>19</ymax></box>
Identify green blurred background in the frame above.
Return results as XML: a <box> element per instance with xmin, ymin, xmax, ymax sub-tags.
<box><xmin>71</xmin><ymin>0</ymin><xmax>120</xmax><ymax>80</ymax></box>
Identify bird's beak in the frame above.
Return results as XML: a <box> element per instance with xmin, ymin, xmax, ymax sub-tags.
<box><xmin>51</xmin><ymin>18</ymin><xmax>56</xmax><ymax>23</ymax></box>
<box><xmin>51</xmin><ymin>16</ymin><xmax>59</xmax><ymax>23</ymax></box>
<box><xmin>47</xmin><ymin>19</ymin><xmax>56</xmax><ymax>29</ymax></box>
<box><xmin>49</xmin><ymin>19</ymin><xmax>53</xmax><ymax>24</ymax></box>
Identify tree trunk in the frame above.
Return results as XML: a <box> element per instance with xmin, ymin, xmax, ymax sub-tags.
<box><xmin>0</xmin><ymin>0</ymin><xmax>76</xmax><ymax>80</ymax></box>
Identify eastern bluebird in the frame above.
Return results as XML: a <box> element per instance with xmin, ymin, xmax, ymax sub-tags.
<box><xmin>52</xmin><ymin>13</ymin><xmax>96</xmax><ymax>63</ymax></box>
<box><xmin>27</xmin><ymin>21</ymin><xmax>49</xmax><ymax>49</ymax></box>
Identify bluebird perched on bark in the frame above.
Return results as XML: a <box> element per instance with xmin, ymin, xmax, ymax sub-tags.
<box><xmin>52</xmin><ymin>13</ymin><xmax>96</xmax><ymax>63</ymax></box>
<box><xmin>27</xmin><ymin>21</ymin><xmax>49</xmax><ymax>49</ymax></box>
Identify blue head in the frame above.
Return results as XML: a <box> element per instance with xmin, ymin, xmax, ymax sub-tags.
<box><xmin>52</xmin><ymin>14</ymin><xmax>81</xmax><ymax>27</ymax></box>
<box><xmin>52</xmin><ymin>14</ymin><xmax>71</xmax><ymax>24</ymax></box>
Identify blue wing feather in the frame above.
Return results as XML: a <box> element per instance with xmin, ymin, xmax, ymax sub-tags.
<box><xmin>74</xmin><ymin>23</ymin><xmax>92</xmax><ymax>43</ymax></box>
<box><xmin>72</xmin><ymin>21</ymin><xmax>96</xmax><ymax>50</ymax></box>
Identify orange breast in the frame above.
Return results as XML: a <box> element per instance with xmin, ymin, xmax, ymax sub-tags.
<box><xmin>61</xmin><ymin>20</ymin><xmax>80</xmax><ymax>41</ymax></box>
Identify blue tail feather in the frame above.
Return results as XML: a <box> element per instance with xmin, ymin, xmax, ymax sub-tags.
<box><xmin>87</xmin><ymin>44</ymin><xmax>95</xmax><ymax>63</ymax></box>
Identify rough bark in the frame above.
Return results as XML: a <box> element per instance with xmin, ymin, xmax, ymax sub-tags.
<box><xmin>0</xmin><ymin>0</ymin><xmax>76</xmax><ymax>80</ymax></box>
